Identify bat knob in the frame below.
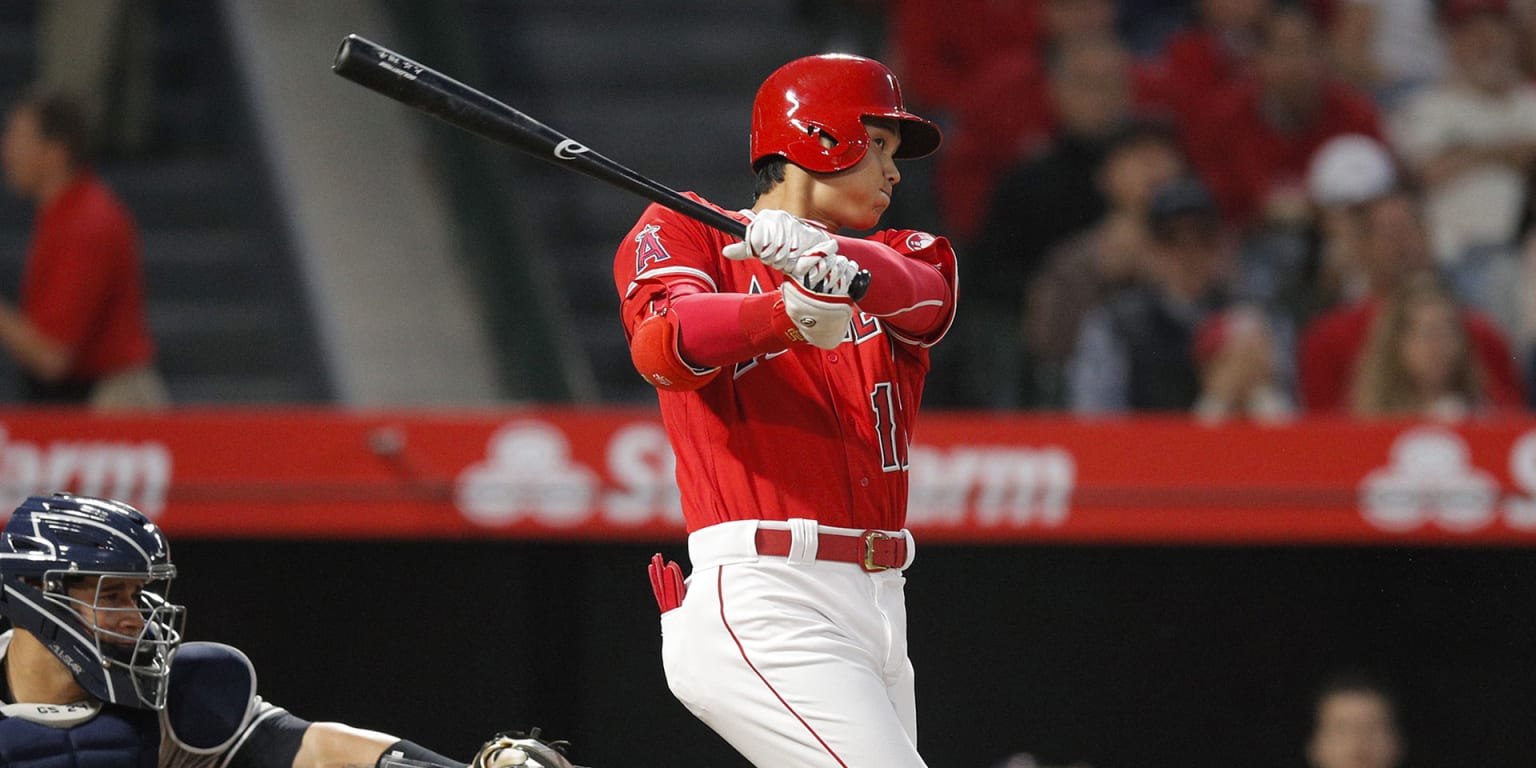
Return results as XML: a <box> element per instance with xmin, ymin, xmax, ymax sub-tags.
<box><xmin>849</xmin><ymin>270</ymin><xmax>871</xmax><ymax>302</ymax></box>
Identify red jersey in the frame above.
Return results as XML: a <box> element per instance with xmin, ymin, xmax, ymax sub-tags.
<box><xmin>615</xmin><ymin>195</ymin><xmax>958</xmax><ymax>533</ymax></box>
<box><xmin>22</xmin><ymin>173</ymin><xmax>154</xmax><ymax>380</ymax></box>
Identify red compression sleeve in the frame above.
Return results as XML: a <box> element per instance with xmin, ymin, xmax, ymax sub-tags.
<box><xmin>670</xmin><ymin>292</ymin><xmax>802</xmax><ymax>367</ymax></box>
<box><xmin>833</xmin><ymin>236</ymin><xmax>949</xmax><ymax>335</ymax></box>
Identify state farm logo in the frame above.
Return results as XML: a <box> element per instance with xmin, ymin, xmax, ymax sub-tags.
<box><xmin>454</xmin><ymin>420</ymin><xmax>684</xmax><ymax>527</ymax></box>
<box><xmin>1359</xmin><ymin>426</ymin><xmax>1499</xmax><ymax>532</ymax></box>
<box><xmin>0</xmin><ymin>425</ymin><xmax>171</xmax><ymax>517</ymax></box>
<box><xmin>453</xmin><ymin>419</ymin><xmax>1074</xmax><ymax>529</ymax></box>
<box><xmin>907</xmin><ymin>444</ymin><xmax>1075</xmax><ymax>528</ymax></box>
<box><xmin>455</xmin><ymin>421</ymin><xmax>599</xmax><ymax>527</ymax></box>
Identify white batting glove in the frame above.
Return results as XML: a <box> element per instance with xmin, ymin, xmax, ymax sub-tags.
<box><xmin>789</xmin><ymin>247</ymin><xmax>860</xmax><ymax>297</ymax></box>
<box><xmin>781</xmin><ymin>279</ymin><xmax>853</xmax><ymax>350</ymax></box>
<box><xmin>722</xmin><ymin>209</ymin><xmax>836</xmax><ymax>273</ymax></box>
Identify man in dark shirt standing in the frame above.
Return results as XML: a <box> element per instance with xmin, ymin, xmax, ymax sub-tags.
<box><xmin>0</xmin><ymin>90</ymin><xmax>165</xmax><ymax>407</ymax></box>
<box><xmin>957</xmin><ymin>34</ymin><xmax>1138</xmax><ymax>408</ymax></box>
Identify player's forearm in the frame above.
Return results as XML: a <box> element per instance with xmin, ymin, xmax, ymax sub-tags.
<box><xmin>832</xmin><ymin>236</ymin><xmax>949</xmax><ymax>334</ymax></box>
<box><xmin>670</xmin><ymin>291</ymin><xmax>796</xmax><ymax>367</ymax></box>
<box><xmin>291</xmin><ymin>722</ymin><xmax>463</xmax><ymax>768</ymax></box>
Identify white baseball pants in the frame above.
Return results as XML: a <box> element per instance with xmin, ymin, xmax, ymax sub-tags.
<box><xmin>660</xmin><ymin>520</ymin><xmax>927</xmax><ymax>768</ymax></box>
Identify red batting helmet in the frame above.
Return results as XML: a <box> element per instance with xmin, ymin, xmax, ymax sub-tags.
<box><xmin>750</xmin><ymin>53</ymin><xmax>942</xmax><ymax>174</ymax></box>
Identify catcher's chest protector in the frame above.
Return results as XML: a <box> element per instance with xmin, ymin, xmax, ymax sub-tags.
<box><xmin>0</xmin><ymin>705</ymin><xmax>159</xmax><ymax>768</ymax></box>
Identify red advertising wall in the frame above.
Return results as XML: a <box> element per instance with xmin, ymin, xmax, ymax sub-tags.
<box><xmin>5</xmin><ymin>408</ymin><xmax>1535</xmax><ymax>544</ymax></box>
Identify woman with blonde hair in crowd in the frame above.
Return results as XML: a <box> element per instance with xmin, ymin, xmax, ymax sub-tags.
<box><xmin>1350</xmin><ymin>272</ymin><xmax>1486</xmax><ymax>419</ymax></box>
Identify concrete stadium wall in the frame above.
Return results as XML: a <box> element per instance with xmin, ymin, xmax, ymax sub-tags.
<box><xmin>220</xmin><ymin>0</ymin><xmax>501</xmax><ymax>404</ymax></box>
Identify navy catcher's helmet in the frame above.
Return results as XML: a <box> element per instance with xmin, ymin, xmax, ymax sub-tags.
<box><xmin>0</xmin><ymin>494</ymin><xmax>185</xmax><ymax>709</ymax></box>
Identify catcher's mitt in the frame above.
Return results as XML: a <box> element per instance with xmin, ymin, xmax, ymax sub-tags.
<box><xmin>471</xmin><ymin>728</ymin><xmax>580</xmax><ymax>768</ymax></box>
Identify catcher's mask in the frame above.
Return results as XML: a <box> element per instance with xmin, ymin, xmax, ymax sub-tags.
<box><xmin>0</xmin><ymin>493</ymin><xmax>185</xmax><ymax>710</ymax></box>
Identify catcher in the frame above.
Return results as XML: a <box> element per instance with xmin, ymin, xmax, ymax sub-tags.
<box><xmin>0</xmin><ymin>493</ymin><xmax>579</xmax><ymax>768</ymax></box>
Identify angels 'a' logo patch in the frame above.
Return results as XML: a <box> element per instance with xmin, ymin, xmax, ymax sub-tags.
<box><xmin>905</xmin><ymin>231</ymin><xmax>936</xmax><ymax>251</ymax></box>
<box><xmin>634</xmin><ymin>224</ymin><xmax>672</xmax><ymax>272</ymax></box>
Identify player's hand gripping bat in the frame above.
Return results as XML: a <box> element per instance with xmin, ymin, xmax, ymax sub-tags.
<box><xmin>331</xmin><ymin>34</ymin><xmax>870</xmax><ymax>301</ymax></box>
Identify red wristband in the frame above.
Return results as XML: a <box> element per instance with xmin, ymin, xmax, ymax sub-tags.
<box><xmin>739</xmin><ymin>290</ymin><xmax>805</xmax><ymax>353</ymax></box>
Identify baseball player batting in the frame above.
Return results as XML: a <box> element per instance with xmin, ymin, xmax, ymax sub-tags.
<box><xmin>619</xmin><ymin>54</ymin><xmax>955</xmax><ymax>767</ymax></box>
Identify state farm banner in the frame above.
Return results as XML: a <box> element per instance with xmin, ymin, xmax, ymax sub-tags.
<box><xmin>1</xmin><ymin>408</ymin><xmax>1534</xmax><ymax>544</ymax></box>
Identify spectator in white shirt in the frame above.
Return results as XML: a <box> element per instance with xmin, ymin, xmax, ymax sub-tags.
<box><xmin>1390</xmin><ymin>0</ymin><xmax>1536</xmax><ymax>269</ymax></box>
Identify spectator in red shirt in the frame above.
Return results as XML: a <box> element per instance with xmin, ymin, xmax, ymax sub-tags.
<box><xmin>889</xmin><ymin>0</ymin><xmax>1043</xmax><ymax>117</ymax></box>
<box><xmin>0</xmin><ymin>91</ymin><xmax>165</xmax><ymax>407</ymax></box>
<box><xmin>1187</xmin><ymin>6</ymin><xmax>1384</xmax><ymax>227</ymax></box>
<box><xmin>1299</xmin><ymin>187</ymin><xmax>1525</xmax><ymax>412</ymax></box>
<box><xmin>914</xmin><ymin>0</ymin><xmax>1154</xmax><ymax>241</ymax></box>
<box><xmin>1148</xmin><ymin>0</ymin><xmax>1272</xmax><ymax>133</ymax></box>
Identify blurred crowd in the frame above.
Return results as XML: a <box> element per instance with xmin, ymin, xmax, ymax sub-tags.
<box><xmin>6</xmin><ymin>0</ymin><xmax>1536</xmax><ymax>418</ymax></box>
<box><xmin>868</xmin><ymin>0</ymin><xmax>1536</xmax><ymax>420</ymax></box>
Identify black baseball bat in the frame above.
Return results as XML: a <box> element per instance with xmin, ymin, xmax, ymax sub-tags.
<box><xmin>331</xmin><ymin>34</ymin><xmax>869</xmax><ymax>300</ymax></box>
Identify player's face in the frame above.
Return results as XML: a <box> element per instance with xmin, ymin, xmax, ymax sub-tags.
<box><xmin>807</xmin><ymin>120</ymin><xmax>902</xmax><ymax>231</ymax></box>
<box><xmin>66</xmin><ymin>576</ymin><xmax>150</xmax><ymax>646</ymax></box>
<box><xmin>1307</xmin><ymin>692</ymin><xmax>1403</xmax><ymax>768</ymax></box>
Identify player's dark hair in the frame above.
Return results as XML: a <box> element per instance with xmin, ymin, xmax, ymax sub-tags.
<box><xmin>13</xmin><ymin>89</ymin><xmax>94</xmax><ymax>168</ymax></box>
<box><xmin>752</xmin><ymin>157</ymin><xmax>787</xmax><ymax>202</ymax></box>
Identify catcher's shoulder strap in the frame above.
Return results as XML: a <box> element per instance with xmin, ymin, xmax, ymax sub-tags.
<box><xmin>162</xmin><ymin>641</ymin><xmax>260</xmax><ymax>754</ymax></box>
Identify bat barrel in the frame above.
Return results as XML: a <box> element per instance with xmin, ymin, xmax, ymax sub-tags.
<box><xmin>333</xmin><ymin>35</ymin><xmax>428</xmax><ymax>105</ymax></box>
<box><xmin>332</xmin><ymin>34</ymin><xmax>868</xmax><ymax>300</ymax></box>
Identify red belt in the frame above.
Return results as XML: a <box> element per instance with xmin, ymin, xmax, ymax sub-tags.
<box><xmin>753</xmin><ymin>528</ymin><xmax>907</xmax><ymax>572</ymax></box>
